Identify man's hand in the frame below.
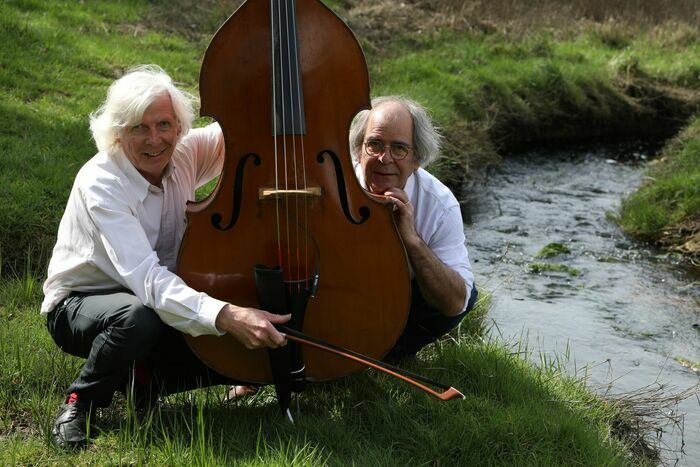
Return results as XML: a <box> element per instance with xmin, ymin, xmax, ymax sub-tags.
<box><xmin>215</xmin><ymin>304</ymin><xmax>290</xmax><ymax>349</ymax></box>
<box><xmin>383</xmin><ymin>187</ymin><xmax>420</xmax><ymax>246</ymax></box>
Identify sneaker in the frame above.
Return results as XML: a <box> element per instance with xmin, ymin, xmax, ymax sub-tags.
<box><xmin>52</xmin><ymin>393</ymin><xmax>93</xmax><ymax>450</ymax></box>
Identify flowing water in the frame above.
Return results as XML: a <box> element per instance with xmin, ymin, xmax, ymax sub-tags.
<box><xmin>464</xmin><ymin>144</ymin><xmax>700</xmax><ymax>464</ymax></box>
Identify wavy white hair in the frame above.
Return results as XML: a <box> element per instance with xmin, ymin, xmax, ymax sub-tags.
<box><xmin>349</xmin><ymin>95</ymin><xmax>442</xmax><ymax>168</ymax></box>
<box><xmin>89</xmin><ymin>65</ymin><xmax>196</xmax><ymax>154</ymax></box>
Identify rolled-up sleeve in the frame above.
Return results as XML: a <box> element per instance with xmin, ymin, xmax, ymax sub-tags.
<box><xmin>427</xmin><ymin>204</ymin><xmax>474</xmax><ymax>311</ymax></box>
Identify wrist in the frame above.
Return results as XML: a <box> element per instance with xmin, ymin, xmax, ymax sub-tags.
<box><xmin>402</xmin><ymin>231</ymin><xmax>424</xmax><ymax>251</ymax></box>
<box><xmin>215</xmin><ymin>304</ymin><xmax>235</xmax><ymax>332</ymax></box>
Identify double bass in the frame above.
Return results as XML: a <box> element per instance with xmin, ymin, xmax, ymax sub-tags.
<box><xmin>177</xmin><ymin>0</ymin><xmax>462</xmax><ymax>404</ymax></box>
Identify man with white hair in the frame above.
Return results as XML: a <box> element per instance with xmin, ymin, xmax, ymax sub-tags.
<box><xmin>349</xmin><ymin>96</ymin><xmax>477</xmax><ymax>360</ymax></box>
<box><xmin>42</xmin><ymin>65</ymin><xmax>289</xmax><ymax>449</ymax></box>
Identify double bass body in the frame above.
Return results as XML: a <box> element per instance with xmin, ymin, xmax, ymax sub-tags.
<box><xmin>177</xmin><ymin>0</ymin><xmax>410</xmax><ymax>383</ymax></box>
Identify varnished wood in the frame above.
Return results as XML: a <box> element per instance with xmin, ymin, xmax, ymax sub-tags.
<box><xmin>177</xmin><ymin>0</ymin><xmax>411</xmax><ymax>383</ymax></box>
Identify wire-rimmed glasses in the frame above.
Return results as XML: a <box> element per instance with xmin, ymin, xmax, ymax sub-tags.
<box><xmin>363</xmin><ymin>140</ymin><xmax>412</xmax><ymax>160</ymax></box>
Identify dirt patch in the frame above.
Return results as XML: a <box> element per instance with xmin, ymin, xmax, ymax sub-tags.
<box><xmin>659</xmin><ymin>221</ymin><xmax>700</xmax><ymax>266</ymax></box>
<box><xmin>346</xmin><ymin>0</ymin><xmax>700</xmax><ymax>50</ymax></box>
<box><xmin>142</xmin><ymin>0</ymin><xmax>700</xmax><ymax>52</ymax></box>
<box><xmin>143</xmin><ymin>0</ymin><xmax>245</xmax><ymax>42</ymax></box>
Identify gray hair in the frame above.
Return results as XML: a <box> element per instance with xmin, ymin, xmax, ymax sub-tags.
<box><xmin>89</xmin><ymin>65</ymin><xmax>196</xmax><ymax>154</ymax></box>
<box><xmin>349</xmin><ymin>96</ymin><xmax>442</xmax><ymax>168</ymax></box>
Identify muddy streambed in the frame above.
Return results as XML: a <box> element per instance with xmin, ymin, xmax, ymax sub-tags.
<box><xmin>464</xmin><ymin>145</ymin><xmax>700</xmax><ymax>463</ymax></box>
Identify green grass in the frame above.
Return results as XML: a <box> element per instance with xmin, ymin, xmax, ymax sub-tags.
<box><xmin>0</xmin><ymin>0</ymin><xmax>203</xmax><ymax>274</ymax></box>
<box><xmin>3</xmin><ymin>1</ymin><xmax>700</xmax><ymax>273</ymax></box>
<box><xmin>1</xmin><ymin>0</ymin><xmax>697</xmax><ymax>462</ymax></box>
<box><xmin>372</xmin><ymin>33</ymin><xmax>613</xmax><ymax>122</ymax></box>
<box><xmin>0</xmin><ymin>276</ymin><xmax>646</xmax><ymax>465</ymax></box>
<box><xmin>367</xmin><ymin>26</ymin><xmax>700</xmax><ymax>188</ymax></box>
<box><xmin>617</xmin><ymin>116</ymin><xmax>700</xmax><ymax>255</ymax></box>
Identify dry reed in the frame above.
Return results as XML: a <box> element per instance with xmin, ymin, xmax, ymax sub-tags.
<box><xmin>600</xmin><ymin>382</ymin><xmax>699</xmax><ymax>463</ymax></box>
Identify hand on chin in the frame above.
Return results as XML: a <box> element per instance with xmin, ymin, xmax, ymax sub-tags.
<box><xmin>369</xmin><ymin>175</ymin><xmax>398</xmax><ymax>194</ymax></box>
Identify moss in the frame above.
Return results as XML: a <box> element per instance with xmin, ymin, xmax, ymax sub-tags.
<box><xmin>528</xmin><ymin>262</ymin><xmax>581</xmax><ymax>276</ymax></box>
<box><xmin>535</xmin><ymin>243</ymin><xmax>572</xmax><ymax>259</ymax></box>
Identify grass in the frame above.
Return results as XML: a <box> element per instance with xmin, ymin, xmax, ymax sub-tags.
<box><xmin>368</xmin><ymin>27</ymin><xmax>700</xmax><ymax>185</ymax></box>
<box><xmin>418</xmin><ymin>0</ymin><xmax>700</xmax><ymax>28</ymax></box>
<box><xmin>0</xmin><ymin>276</ymin><xmax>650</xmax><ymax>465</ymax></box>
<box><xmin>0</xmin><ymin>0</ymin><xmax>202</xmax><ymax>275</ymax></box>
<box><xmin>3</xmin><ymin>1</ymin><xmax>700</xmax><ymax>273</ymax></box>
<box><xmin>616</xmin><ymin>117</ymin><xmax>700</xmax><ymax>263</ymax></box>
<box><xmin>1</xmin><ymin>0</ymin><xmax>698</xmax><ymax>463</ymax></box>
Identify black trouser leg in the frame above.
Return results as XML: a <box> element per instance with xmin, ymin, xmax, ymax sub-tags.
<box><xmin>388</xmin><ymin>282</ymin><xmax>479</xmax><ymax>360</ymax></box>
<box><xmin>46</xmin><ymin>291</ymin><xmax>236</xmax><ymax>407</ymax></box>
<box><xmin>144</xmin><ymin>324</ymin><xmax>237</xmax><ymax>398</ymax></box>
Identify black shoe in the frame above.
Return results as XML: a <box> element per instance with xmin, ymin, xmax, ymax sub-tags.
<box><xmin>123</xmin><ymin>363</ymin><xmax>161</xmax><ymax>416</ymax></box>
<box><xmin>121</xmin><ymin>381</ymin><xmax>160</xmax><ymax>416</ymax></box>
<box><xmin>133</xmin><ymin>389</ymin><xmax>161</xmax><ymax>417</ymax></box>
<box><xmin>52</xmin><ymin>393</ymin><xmax>94</xmax><ymax>450</ymax></box>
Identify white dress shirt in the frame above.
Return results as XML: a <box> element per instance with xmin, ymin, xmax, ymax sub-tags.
<box><xmin>41</xmin><ymin>123</ymin><xmax>228</xmax><ymax>337</ymax></box>
<box><xmin>354</xmin><ymin>164</ymin><xmax>475</xmax><ymax>311</ymax></box>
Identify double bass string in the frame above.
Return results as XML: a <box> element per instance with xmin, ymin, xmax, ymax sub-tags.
<box><xmin>283</xmin><ymin>0</ymin><xmax>302</xmax><ymax>290</ymax></box>
<box><xmin>281</xmin><ymin>0</ymin><xmax>310</xmax><ymax>291</ymax></box>
<box><xmin>270</xmin><ymin>0</ymin><xmax>283</xmax><ymax>268</ymax></box>
<box><xmin>289</xmin><ymin>0</ymin><xmax>310</xmax><ymax>291</ymax></box>
<box><xmin>271</xmin><ymin>0</ymin><xmax>312</xmax><ymax>290</ymax></box>
<box><xmin>273</xmin><ymin>0</ymin><xmax>293</xmax><ymax>280</ymax></box>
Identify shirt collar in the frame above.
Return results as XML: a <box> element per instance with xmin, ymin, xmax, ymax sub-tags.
<box><xmin>404</xmin><ymin>170</ymin><xmax>417</xmax><ymax>199</ymax></box>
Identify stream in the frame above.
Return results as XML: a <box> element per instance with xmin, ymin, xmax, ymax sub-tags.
<box><xmin>464</xmin><ymin>144</ymin><xmax>700</xmax><ymax>464</ymax></box>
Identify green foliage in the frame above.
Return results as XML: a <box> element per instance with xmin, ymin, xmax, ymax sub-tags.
<box><xmin>535</xmin><ymin>242</ymin><xmax>572</xmax><ymax>258</ymax></box>
<box><xmin>368</xmin><ymin>27</ymin><xmax>700</xmax><ymax>191</ymax></box>
<box><xmin>528</xmin><ymin>262</ymin><xmax>581</xmax><ymax>276</ymax></box>
<box><xmin>618</xmin><ymin>117</ymin><xmax>700</xmax><ymax>241</ymax></box>
<box><xmin>457</xmin><ymin>288</ymin><xmax>490</xmax><ymax>337</ymax></box>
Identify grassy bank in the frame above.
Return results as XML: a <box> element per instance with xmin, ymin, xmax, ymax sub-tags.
<box><xmin>349</xmin><ymin>0</ymin><xmax>700</xmax><ymax>184</ymax></box>
<box><xmin>0</xmin><ymin>0</ymin><xmax>203</xmax><ymax>275</ymax></box>
<box><xmin>1</xmin><ymin>0</ymin><xmax>697</xmax><ymax>463</ymax></box>
<box><xmin>617</xmin><ymin>118</ymin><xmax>700</xmax><ymax>265</ymax></box>
<box><xmin>0</xmin><ymin>276</ymin><xmax>653</xmax><ymax>465</ymax></box>
<box><xmin>3</xmin><ymin>0</ymin><xmax>700</xmax><ymax>273</ymax></box>
<box><xmin>345</xmin><ymin>0</ymin><xmax>700</xmax><ymax>265</ymax></box>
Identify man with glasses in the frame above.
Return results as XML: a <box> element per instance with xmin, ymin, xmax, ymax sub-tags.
<box><xmin>349</xmin><ymin>96</ymin><xmax>477</xmax><ymax>360</ymax></box>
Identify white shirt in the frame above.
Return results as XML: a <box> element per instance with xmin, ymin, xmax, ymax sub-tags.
<box><xmin>354</xmin><ymin>164</ymin><xmax>475</xmax><ymax>311</ymax></box>
<box><xmin>41</xmin><ymin>123</ymin><xmax>228</xmax><ymax>337</ymax></box>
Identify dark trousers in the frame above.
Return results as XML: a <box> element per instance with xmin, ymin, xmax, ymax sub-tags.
<box><xmin>46</xmin><ymin>290</ymin><xmax>236</xmax><ymax>407</ymax></box>
<box><xmin>388</xmin><ymin>281</ymin><xmax>478</xmax><ymax>360</ymax></box>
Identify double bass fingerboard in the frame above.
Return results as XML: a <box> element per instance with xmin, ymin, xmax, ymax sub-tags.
<box><xmin>271</xmin><ymin>0</ymin><xmax>307</xmax><ymax>136</ymax></box>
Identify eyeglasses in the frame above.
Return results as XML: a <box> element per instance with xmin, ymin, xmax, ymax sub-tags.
<box><xmin>363</xmin><ymin>140</ymin><xmax>412</xmax><ymax>161</ymax></box>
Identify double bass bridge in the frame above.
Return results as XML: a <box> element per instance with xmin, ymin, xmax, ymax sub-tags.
<box><xmin>259</xmin><ymin>187</ymin><xmax>322</xmax><ymax>200</ymax></box>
